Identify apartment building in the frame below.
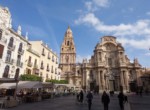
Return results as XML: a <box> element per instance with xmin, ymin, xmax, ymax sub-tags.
<box><xmin>30</xmin><ymin>41</ymin><xmax>60</xmax><ymax>82</ymax></box>
<box><xmin>0</xmin><ymin>6</ymin><xmax>29</xmax><ymax>79</ymax></box>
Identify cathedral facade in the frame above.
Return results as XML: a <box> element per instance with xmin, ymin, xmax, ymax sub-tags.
<box><xmin>60</xmin><ymin>27</ymin><xmax>143</xmax><ymax>92</ymax></box>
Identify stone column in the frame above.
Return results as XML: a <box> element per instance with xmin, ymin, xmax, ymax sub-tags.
<box><xmin>98</xmin><ymin>70</ymin><xmax>101</xmax><ymax>92</ymax></box>
<box><xmin>120</xmin><ymin>71</ymin><xmax>124</xmax><ymax>91</ymax></box>
<box><xmin>82</xmin><ymin>70</ymin><xmax>85</xmax><ymax>87</ymax></box>
<box><xmin>124</xmin><ymin>71</ymin><xmax>129</xmax><ymax>91</ymax></box>
<box><xmin>102</xmin><ymin>71</ymin><xmax>105</xmax><ymax>90</ymax></box>
<box><xmin>86</xmin><ymin>70</ymin><xmax>89</xmax><ymax>91</ymax></box>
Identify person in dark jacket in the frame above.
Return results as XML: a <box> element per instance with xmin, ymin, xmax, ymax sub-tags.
<box><xmin>86</xmin><ymin>91</ymin><xmax>93</xmax><ymax>110</ymax></box>
<box><xmin>79</xmin><ymin>90</ymin><xmax>84</xmax><ymax>103</ymax></box>
<box><xmin>101</xmin><ymin>91</ymin><xmax>110</xmax><ymax>110</ymax></box>
<box><xmin>118</xmin><ymin>91</ymin><xmax>125</xmax><ymax>110</ymax></box>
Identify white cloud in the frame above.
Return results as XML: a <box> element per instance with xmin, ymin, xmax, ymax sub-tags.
<box><xmin>146</xmin><ymin>12</ymin><xmax>150</xmax><ymax>16</ymax></box>
<box><xmin>145</xmin><ymin>53</ymin><xmax>150</xmax><ymax>56</ymax></box>
<box><xmin>117</xmin><ymin>38</ymin><xmax>150</xmax><ymax>49</ymax></box>
<box><xmin>75</xmin><ymin>12</ymin><xmax>150</xmax><ymax>50</ymax></box>
<box><xmin>84</xmin><ymin>0</ymin><xmax>110</xmax><ymax>13</ymax></box>
<box><xmin>93</xmin><ymin>0</ymin><xmax>109</xmax><ymax>7</ymax></box>
<box><xmin>128</xmin><ymin>7</ymin><xmax>134</xmax><ymax>12</ymax></box>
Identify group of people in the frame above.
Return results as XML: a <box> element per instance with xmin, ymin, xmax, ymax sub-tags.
<box><xmin>76</xmin><ymin>90</ymin><xmax>93</xmax><ymax>110</ymax></box>
<box><xmin>76</xmin><ymin>90</ymin><xmax>128</xmax><ymax>110</ymax></box>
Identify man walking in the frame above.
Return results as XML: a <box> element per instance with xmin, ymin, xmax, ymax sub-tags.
<box><xmin>101</xmin><ymin>91</ymin><xmax>110</xmax><ymax>110</ymax></box>
<box><xmin>118</xmin><ymin>91</ymin><xmax>125</xmax><ymax>110</ymax></box>
<box><xmin>86</xmin><ymin>91</ymin><xmax>93</xmax><ymax>110</ymax></box>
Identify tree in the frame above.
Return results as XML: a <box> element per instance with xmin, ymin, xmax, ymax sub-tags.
<box><xmin>46</xmin><ymin>79</ymin><xmax>68</xmax><ymax>84</ymax></box>
<box><xmin>20</xmin><ymin>74</ymin><xmax>42</xmax><ymax>81</ymax></box>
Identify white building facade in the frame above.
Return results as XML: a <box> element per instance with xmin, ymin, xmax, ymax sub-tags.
<box><xmin>0</xmin><ymin>6</ymin><xmax>29</xmax><ymax>79</ymax></box>
<box><xmin>0</xmin><ymin>6</ymin><xmax>60</xmax><ymax>82</ymax></box>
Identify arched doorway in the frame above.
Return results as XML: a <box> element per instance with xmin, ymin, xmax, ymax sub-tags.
<box><xmin>3</xmin><ymin>65</ymin><xmax>10</xmax><ymax>78</ymax></box>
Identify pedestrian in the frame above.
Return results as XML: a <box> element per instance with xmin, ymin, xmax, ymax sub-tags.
<box><xmin>124</xmin><ymin>95</ymin><xmax>130</xmax><ymax>110</ymax></box>
<box><xmin>79</xmin><ymin>90</ymin><xmax>84</xmax><ymax>103</ymax></box>
<box><xmin>76</xmin><ymin>92</ymin><xmax>80</xmax><ymax>103</ymax></box>
<box><xmin>118</xmin><ymin>91</ymin><xmax>125</xmax><ymax>110</ymax></box>
<box><xmin>101</xmin><ymin>91</ymin><xmax>110</xmax><ymax>110</ymax></box>
<box><xmin>86</xmin><ymin>91</ymin><xmax>93</xmax><ymax>110</ymax></box>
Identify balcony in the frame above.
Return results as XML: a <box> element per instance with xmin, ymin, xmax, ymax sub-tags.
<box><xmin>27</xmin><ymin>62</ymin><xmax>33</xmax><ymax>67</ymax></box>
<box><xmin>8</xmin><ymin>45</ymin><xmax>15</xmax><ymax>51</ymax></box>
<box><xmin>16</xmin><ymin>61</ymin><xmax>23</xmax><ymax>67</ymax></box>
<box><xmin>47</xmin><ymin>68</ymin><xmax>50</xmax><ymax>72</ymax></box>
<box><xmin>5</xmin><ymin>57</ymin><xmax>14</xmax><ymax>65</ymax></box>
<box><xmin>0</xmin><ymin>37</ymin><xmax>7</xmax><ymax>44</ymax></box>
<box><xmin>33</xmin><ymin>68</ymin><xmax>39</xmax><ymax>75</ymax></box>
<box><xmin>42</xmin><ymin>52</ymin><xmax>45</xmax><ymax>56</ymax></box>
<box><xmin>40</xmin><ymin>66</ymin><xmax>44</xmax><ymax>70</ymax></box>
<box><xmin>48</xmin><ymin>56</ymin><xmax>50</xmax><ymax>59</ymax></box>
<box><xmin>18</xmin><ymin>49</ymin><xmax>24</xmax><ymax>55</ymax></box>
<box><xmin>52</xmin><ymin>59</ymin><xmax>54</xmax><ymax>62</ymax></box>
<box><xmin>33</xmin><ymin>64</ymin><xmax>38</xmax><ymax>69</ymax></box>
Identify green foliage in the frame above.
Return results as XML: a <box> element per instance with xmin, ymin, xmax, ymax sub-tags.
<box><xmin>20</xmin><ymin>74</ymin><xmax>42</xmax><ymax>81</ymax></box>
<box><xmin>46</xmin><ymin>79</ymin><xmax>68</xmax><ymax>84</ymax></box>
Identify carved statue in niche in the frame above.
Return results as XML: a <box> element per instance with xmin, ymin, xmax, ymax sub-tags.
<box><xmin>65</xmin><ymin>55</ymin><xmax>69</xmax><ymax>63</ymax></box>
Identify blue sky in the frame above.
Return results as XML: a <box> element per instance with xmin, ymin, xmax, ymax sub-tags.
<box><xmin>0</xmin><ymin>0</ymin><xmax>150</xmax><ymax>67</ymax></box>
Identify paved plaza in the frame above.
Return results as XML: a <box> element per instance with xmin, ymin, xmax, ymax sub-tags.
<box><xmin>3</xmin><ymin>94</ymin><xmax>149</xmax><ymax>110</ymax></box>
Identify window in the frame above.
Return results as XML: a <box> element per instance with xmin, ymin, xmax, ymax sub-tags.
<box><xmin>3</xmin><ymin>65</ymin><xmax>10</xmax><ymax>78</ymax></box>
<box><xmin>27</xmin><ymin>56</ymin><xmax>32</xmax><ymax>67</ymax></box>
<box><xmin>0</xmin><ymin>29</ymin><xmax>2</xmax><ymax>39</ymax></box>
<box><xmin>41</xmin><ymin>61</ymin><xmax>44</xmax><ymax>69</ymax></box>
<box><xmin>34</xmin><ymin>59</ymin><xmax>37</xmax><ymax>67</ymax></box>
<box><xmin>55</xmin><ymin>68</ymin><xmax>57</xmax><ymax>74</ymax></box>
<box><xmin>67</xmin><ymin>41</ymin><xmax>69</xmax><ymax>46</ymax></box>
<box><xmin>42</xmin><ymin>48</ymin><xmax>45</xmax><ymax>56</ymax></box>
<box><xmin>26</xmin><ymin>68</ymin><xmax>31</xmax><ymax>74</ymax></box>
<box><xmin>17</xmin><ymin>55</ymin><xmax>21</xmax><ymax>66</ymax></box>
<box><xmin>52</xmin><ymin>55</ymin><xmax>54</xmax><ymax>62</ymax></box>
<box><xmin>18</xmin><ymin>43</ymin><xmax>23</xmax><ymax>52</ymax></box>
<box><xmin>6</xmin><ymin>50</ymin><xmax>11</xmax><ymax>62</ymax></box>
<box><xmin>0</xmin><ymin>44</ymin><xmax>4</xmax><ymax>58</ymax></box>
<box><xmin>28</xmin><ymin>56</ymin><xmax>31</xmax><ymax>63</ymax></box>
<box><xmin>48</xmin><ymin>52</ymin><xmax>50</xmax><ymax>59</ymax></box>
<box><xmin>47</xmin><ymin>64</ymin><xmax>49</xmax><ymax>71</ymax></box>
<box><xmin>51</xmin><ymin>66</ymin><xmax>53</xmax><ymax>73</ymax></box>
<box><xmin>15</xmin><ymin>68</ymin><xmax>20</xmax><ymax>80</ymax></box>
<box><xmin>8</xmin><ymin>37</ymin><xmax>14</xmax><ymax>47</ymax></box>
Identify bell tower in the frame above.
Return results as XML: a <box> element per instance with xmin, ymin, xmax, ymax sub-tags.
<box><xmin>59</xmin><ymin>26</ymin><xmax>76</xmax><ymax>73</ymax></box>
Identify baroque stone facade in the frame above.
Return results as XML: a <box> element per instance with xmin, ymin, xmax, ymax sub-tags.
<box><xmin>60</xmin><ymin>27</ymin><xmax>143</xmax><ymax>92</ymax></box>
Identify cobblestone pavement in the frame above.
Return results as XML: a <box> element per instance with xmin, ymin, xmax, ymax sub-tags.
<box><xmin>4</xmin><ymin>93</ymin><xmax>150</xmax><ymax>110</ymax></box>
<box><xmin>7</xmin><ymin>94</ymin><xmax>120</xmax><ymax>110</ymax></box>
<box><xmin>128</xmin><ymin>93</ymin><xmax>150</xmax><ymax>110</ymax></box>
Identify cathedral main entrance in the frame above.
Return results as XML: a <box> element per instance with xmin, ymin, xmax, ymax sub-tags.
<box><xmin>109</xmin><ymin>80</ymin><xmax>115</xmax><ymax>91</ymax></box>
<box><xmin>90</xmin><ymin>80</ymin><xmax>96</xmax><ymax>91</ymax></box>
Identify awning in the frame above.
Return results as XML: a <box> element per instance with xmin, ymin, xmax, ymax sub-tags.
<box><xmin>54</xmin><ymin>84</ymin><xmax>75</xmax><ymax>88</ymax></box>
<box><xmin>0</xmin><ymin>81</ymin><xmax>43</xmax><ymax>89</ymax></box>
<box><xmin>0</xmin><ymin>78</ymin><xmax>17</xmax><ymax>83</ymax></box>
<box><xmin>42</xmin><ymin>82</ymin><xmax>54</xmax><ymax>88</ymax></box>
